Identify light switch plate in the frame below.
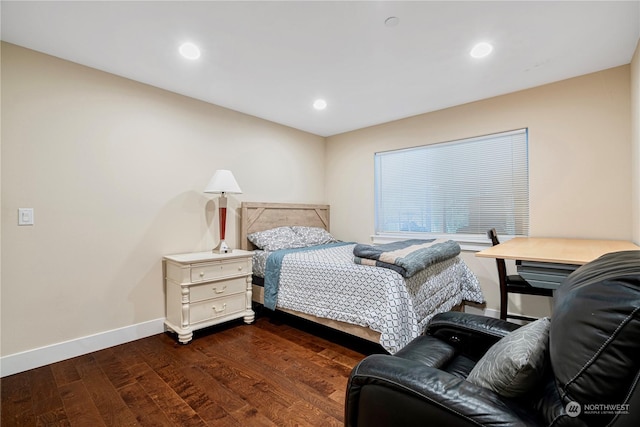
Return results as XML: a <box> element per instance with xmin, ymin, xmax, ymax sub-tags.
<box><xmin>18</xmin><ymin>208</ymin><xmax>34</xmax><ymax>226</ymax></box>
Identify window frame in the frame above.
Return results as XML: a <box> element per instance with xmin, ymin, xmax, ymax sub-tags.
<box><xmin>372</xmin><ymin>128</ymin><xmax>529</xmax><ymax>250</ymax></box>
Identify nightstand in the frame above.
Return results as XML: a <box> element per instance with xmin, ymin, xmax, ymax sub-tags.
<box><xmin>163</xmin><ymin>249</ymin><xmax>254</xmax><ymax>344</ymax></box>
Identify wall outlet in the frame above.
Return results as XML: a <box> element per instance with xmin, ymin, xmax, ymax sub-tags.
<box><xmin>18</xmin><ymin>208</ymin><xmax>34</xmax><ymax>226</ymax></box>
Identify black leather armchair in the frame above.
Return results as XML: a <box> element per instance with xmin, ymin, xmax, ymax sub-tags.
<box><xmin>345</xmin><ymin>250</ymin><xmax>640</xmax><ymax>427</ymax></box>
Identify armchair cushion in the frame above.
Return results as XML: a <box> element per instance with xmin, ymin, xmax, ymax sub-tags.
<box><xmin>467</xmin><ymin>317</ymin><xmax>550</xmax><ymax>397</ymax></box>
<box><xmin>549</xmin><ymin>250</ymin><xmax>640</xmax><ymax>426</ymax></box>
<box><xmin>426</xmin><ymin>311</ymin><xmax>521</xmax><ymax>361</ymax></box>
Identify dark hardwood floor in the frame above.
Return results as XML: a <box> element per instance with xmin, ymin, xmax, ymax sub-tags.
<box><xmin>1</xmin><ymin>312</ymin><xmax>385</xmax><ymax>426</ymax></box>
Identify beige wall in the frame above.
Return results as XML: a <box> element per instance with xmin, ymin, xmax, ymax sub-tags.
<box><xmin>1</xmin><ymin>43</ymin><xmax>325</xmax><ymax>356</ymax></box>
<box><xmin>632</xmin><ymin>38</ymin><xmax>640</xmax><ymax>245</ymax></box>
<box><xmin>2</xmin><ymin>40</ymin><xmax>637</xmax><ymax>358</ymax></box>
<box><xmin>326</xmin><ymin>65</ymin><xmax>632</xmax><ymax>316</ymax></box>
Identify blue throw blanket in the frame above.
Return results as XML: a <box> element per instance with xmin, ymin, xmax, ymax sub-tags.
<box><xmin>353</xmin><ymin>239</ymin><xmax>461</xmax><ymax>278</ymax></box>
<box><xmin>264</xmin><ymin>242</ymin><xmax>353</xmax><ymax>310</ymax></box>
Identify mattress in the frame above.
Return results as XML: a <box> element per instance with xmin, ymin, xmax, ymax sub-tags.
<box><xmin>252</xmin><ymin>249</ymin><xmax>270</xmax><ymax>279</ymax></box>
<box><xmin>252</xmin><ymin>243</ymin><xmax>484</xmax><ymax>353</ymax></box>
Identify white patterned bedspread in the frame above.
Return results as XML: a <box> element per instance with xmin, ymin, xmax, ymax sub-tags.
<box><xmin>265</xmin><ymin>244</ymin><xmax>484</xmax><ymax>354</ymax></box>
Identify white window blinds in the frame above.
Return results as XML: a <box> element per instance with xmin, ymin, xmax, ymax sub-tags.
<box><xmin>374</xmin><ymin>129</ymin><xmax>529</xmax><ymax>237</ymax></box>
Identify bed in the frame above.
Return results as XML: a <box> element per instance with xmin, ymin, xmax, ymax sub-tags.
<box><xmin>240</xmin><ymin>202</ymin><xmax>484</xmax><ymax>353</ymax></box>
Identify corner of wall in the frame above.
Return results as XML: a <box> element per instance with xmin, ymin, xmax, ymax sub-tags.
<box><xmin>631</xmin><ymin>37</ymin><xmax>640</xmax><ymax>245</ymax></box>
<box><xmin>1</xmin><ymin>41</ymin><xmax>4</xmax><ymax>360</ymax></box>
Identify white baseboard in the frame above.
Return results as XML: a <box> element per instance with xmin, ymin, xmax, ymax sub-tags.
<box><xmin>1</xmin><ymin>318</ymin><xmax>165</xmax><ymax>378</ymax></box>
<box><xmin>464</xmin><ymin>306</ymin><xmax>532</xmax><ymax>325</ymax></box>
<box><xmin>464</xmin><ymin>305</ymin><xmax>500</xmax><ymax>318</ymax></box>
<box><xmin>0</xmin><ymin>308</ymin><xmax>515</xmax><ymax>377</ymax></box>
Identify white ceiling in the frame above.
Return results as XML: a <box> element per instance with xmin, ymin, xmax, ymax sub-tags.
<box><xmin>2</xmin><ymin>1</ymin><xmax>639</xmax><ymax>137</ymax></box>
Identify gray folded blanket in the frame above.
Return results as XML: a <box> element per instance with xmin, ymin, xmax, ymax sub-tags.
<box><xmin>353</xmin><ymin>239</ymin><xmax>461</xmax><ymax>278</ymax></box>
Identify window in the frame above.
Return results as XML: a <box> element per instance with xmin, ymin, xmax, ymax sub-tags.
<box><xmin>374</xmin><ymin>129</ymin><xmax>529</xmax><ymax>240</ymax></box>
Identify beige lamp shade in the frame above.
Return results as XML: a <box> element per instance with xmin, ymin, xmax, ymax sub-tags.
<box><xmin>204</xmin><ymin>170</ymin><xmax>242</xmax><ymax>194</ymax></box>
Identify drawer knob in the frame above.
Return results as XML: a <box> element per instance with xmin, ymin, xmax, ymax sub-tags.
<box><xmin>199</xmin><ymin>272</ymin><xmax>204</xmax><ymax>277</ymax></box>
<box><xmin>238</xmin><ymin>266</ymin><xmax>243</xmax><ymax>271</ymax></box>
<box><xmin>213</xmin><ymin>285</ymin><xmax>227</xmax><ymax>294</ymax></box>
<box><xmin>213</xmin><ymin>303</ymin><xmax>227</xmax><ymax>313</ymax></box>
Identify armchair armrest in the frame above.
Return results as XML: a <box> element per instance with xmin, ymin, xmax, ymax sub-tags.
<box><xmin>346</xmin><ymin>354</ymin><xmax>540</xmax><ymax>427</ymax></box>
<box><xmin>426</xmin><ymin>312</ymin><xmax>521</xmax><ymax>360</ymax></box>
<box><xmin>428</xmin><ymin>311</ymin><xmax>520</xmax><ymax>337</ymax></box>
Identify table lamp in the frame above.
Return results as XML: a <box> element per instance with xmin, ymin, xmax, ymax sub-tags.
<box><xmin>204</xmin><ymin>170</ymin><xmax>242</xmax><ymax>253</ymax></box>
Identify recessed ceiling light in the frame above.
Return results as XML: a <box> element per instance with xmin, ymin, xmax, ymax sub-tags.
<box><xmin>313</xmin><ymin>99</ymin><xmax>327</xmax><ymax>110</ymax></box>
<box><xmin>470</xmin><ymin>42</ymin><xmax>493</xmax><ymax>58</ymax></box>
<box><xmin>179</xmin><ymin>42</ymin><xmax>201</xmax><ymax>60</ymax></box>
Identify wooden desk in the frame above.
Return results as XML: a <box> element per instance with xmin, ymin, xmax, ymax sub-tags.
<box><xmin>477</xmin><ymin>237</ymin><xmax>640</xmax><ymax>292</ymax></box>
<box><xmin>476</xmin><ymin>237</ymin><xmax>640</xmax><ymax>265</ymax></box>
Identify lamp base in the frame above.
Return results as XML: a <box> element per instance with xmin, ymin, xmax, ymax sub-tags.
<box><xmin>212</xmin><ymin>240</ymin><xmax>232</xmax><ymax>254</ymax></box>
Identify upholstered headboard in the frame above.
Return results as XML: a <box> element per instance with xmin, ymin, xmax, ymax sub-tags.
<box><xmin>240</xmin><ymin>202</ymin><xmax>330</xmax><ymax>250</ymax></box>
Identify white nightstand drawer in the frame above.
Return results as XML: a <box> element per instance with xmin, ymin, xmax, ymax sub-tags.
<box><xmin>189</xmin><ymin>277</ymin><xmax>246</xmax><ymax>303</ymax></box>
<box><xmin>189</xmin><ymin>294</ymin><xmax>246</xmax><ymax>324</ymax></box>
<box><xmin>191</xmin><ymin>259</ymin><xmax>248</xmax><ymax>282</ymax></box>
